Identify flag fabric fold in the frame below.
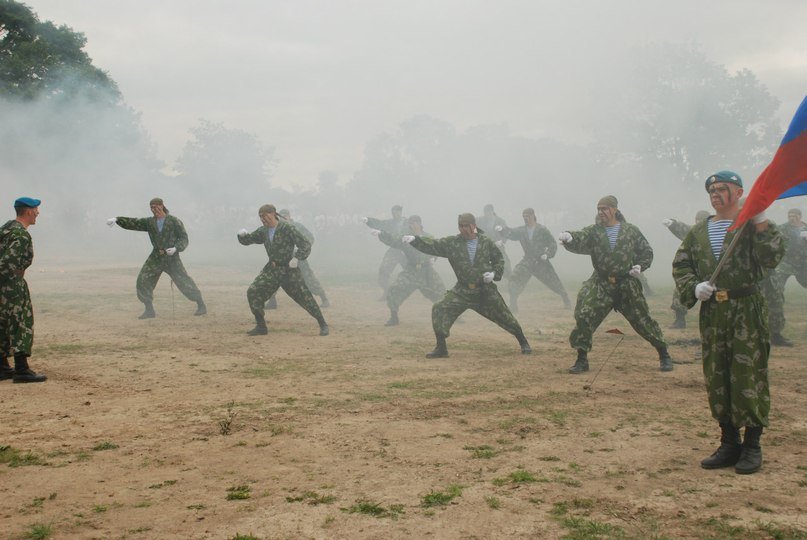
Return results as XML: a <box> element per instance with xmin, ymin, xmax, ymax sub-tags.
<box><xmin>731</xmin><ymin>96</ymin><xmax>807</xmax><ymax>229</ymax></box>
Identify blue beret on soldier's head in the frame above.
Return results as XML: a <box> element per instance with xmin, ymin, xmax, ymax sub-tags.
<box><xmin>14</xmin><ymin>197</ymin><xmax>41</xmax><ymax>208</ymax></box>
<box><xmin>705</xmin><ymin>171</ymin><xmax>743</xmax><ymax>191</ymax></box>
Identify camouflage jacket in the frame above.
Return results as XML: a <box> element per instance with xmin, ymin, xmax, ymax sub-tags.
<box><xmin>366</xmin><ymin>216</ymin><xmax>407</xmax><ymax>235</ymax></box>
<box><xmin>476</xmin><ymin>214</ymin><xmax>508</xmax><ymax>243</ymax></box>
<box><xmin>781</xmin><ymin>221</ymin><xmax>807</xmax><ymax>266</ymax></box>
<box><xmin>411</xmin><ymin>233</ymin><xmax>503</xmax><ymax>285</ymax></box>
<box><xmin>379</xmin><ymin>230</ymin><xmax>435</xmax><ymax>268</ymax></box>
<box><xmin>562</xmin><ymin>222</ymin><xmax>653</xmax><ymax>278</ymax></box>
<box><xmin>116</xmin><ymin>215</ymin><xmax>190</xmax><ymax>254</ymax></box>
<box><xmin>0</xmin><ymin>220</ymin><xmax>33</xmax><ymax>285</ymax></box>
<box><xmin>666</xmin><ymin>219</ymin><xmax>692</xmax><ymax>241</ymax></box>
<box><xmin>238</xmin><ymin>220</ymin><xmax>311</xmax><ymax>264</ymax></box>
<box><xmin>672</xmin><ymin>220</ymin><xmax>784</xmax><ymax>309</ymax></box>
<box><xmin>502</xmin><ymin>223</ymin><xmax>557</xmax><ymax>260</ymax></box>
<box><xmin>289</xmin><ymin>221</ymin><xmax>315</xmax><ymax>245</ymax></box>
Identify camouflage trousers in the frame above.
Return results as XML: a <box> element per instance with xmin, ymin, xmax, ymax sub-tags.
<box><xmin>248</xmin><ymin>263</ymin><xmax>324</xmax><ymax>322</ymax></box>
<box><xmin>670</xmin><ymin>287</ymin><xmax>688</xmax><ymax>317</ymax></box>
<box><xmin>378</xmin><ymin>248</ymin><xmax>407</xmax><ymax>292</ymax></box>
<box><xmin>0</xmin><ymin>277</ymin><xmax>34</xmax><ymax>357</ymax></box>
<box><xmin>508</xmin><ymin>258</ymin><xmax>568</xmax><ymax>301</ymax></box>
<box><xmin>432</xmin><ymin>283</ymin><xmax>524</xmax><ymax>338</ymax></box>
<box><xmin>569</xmin><ymin>276</ymin><xmax>666</xmax><ymax>352</ymax></box>
<box><xmin>698</xmin><ymin>293</ymin><xmax>770</xmax><ymax>428</ymax></box>
<box><xmin>136</xmin><ymin>253</ymin><xmax>203</xmax><ymax>305</ymax></box>
<box><xmin>299</xmin><ymin>260</ymin><xmax>326</xmax><ymax>297</ymax></box>
<box><xmin>760</xmin><ymin>273</ymin><xmax>785</xmax><ymax>334</ymax></box>
<box><xmin>387</xmin><ymin>264</ymin><xmax>446</xmax><ymax>312</ymax></box>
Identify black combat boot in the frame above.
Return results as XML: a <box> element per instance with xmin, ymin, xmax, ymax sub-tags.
<box><xmin>701</xmin><ymin>422</ymin><xmax>741</xmax><ymax>469</ymax></box>
<box><xmin>194</xmin><ymin>300</ymin><xmax>207</xmax><ymax>316</ymax></box>
<box><xmin>516</xmin><ymin>332</ymin><xmax>532</xmax><ymax>355</ymax></box>
<box><xmin>319</xmin><ymin>294</ymin><xmax>330</xmax><ymax>308</ymax></box>
<box><xmin>12</xmin><ymin>353</ymin><xmax>46</xmax><ymax>383</ymax></box>
<box><xmin>265</xmin><ymin>295</ymin><xmax>278</xmax><ymax>310</ymax></box>
<box><xmin>138</xmin><ymin>302</ymin><xmax>156</xmax><ymax>319</ymax></box>
<box><xmin>247</xmin><ymin>313</ymin><xmax>268</xmax><ymax>336</ymax></box>
<box><xmin>735</xmin><ymin>426</ymin><xmax>763</xmax><ymax>474</ymax></box>
<box><xmin>568</xmin><ymin>349</ymin><xmax>589</xmax><ymax>374</ymax></box>
<box><xmin>318</xmin><ymin>317</ymin><xmax>330</xmax><ymax>336</ymax></box>
<box><xmin>385</xmin><ymin>310</ymin><xmax>399</xmax><ymax>327</ymax></box>
<box><xmin>0</xmin><ymin>355</ymin><xmax>13</xmax><ymax>380</ymax></box>
<box><xmin>771</xmin><ymin>332</ymin><xmax>793</xmax><ymax>347</ymax></box>
<box><xmin>670</xmin><ymin>311</ymin><xmax>686</xmax><ymax>329</ymax></box>
<box><xmin>426</xmin><ymin>334</ymin><xmax>449</xmax><ymax>358</ymax></box>
<box><xmin>509</xmin><ymin>295</ymin><xmax>519</xmax><ymax>314</ymax></box>
<box><xmin>657</xmin><ymin>346</ymin><xmax>674</xmax><ymax>372</ymax></box>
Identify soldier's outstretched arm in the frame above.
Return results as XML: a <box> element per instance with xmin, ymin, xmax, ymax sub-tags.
<box><xmin>560</xmin><ymin>227</ymin><xmax>592</xmax><ymax>255</ymax></box>
<box><xmin>237</xmin><ymin>227</ymin><xmax>265</xmax><ymax>246</ymax></box>
<box><xmin>115</xmin><ymin>217</ymin><xmax>150</xmax><ymax>232</ymax></box>
<box><xmin>410</xmin><ymin>235</ymin><xmax>449</xmax><ymax>258</ymax></box>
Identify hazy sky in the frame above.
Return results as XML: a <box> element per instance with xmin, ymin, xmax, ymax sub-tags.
<box><xmin>23</xmin><ymin>1</ymin><xmax>807</xmax><ymax>189</ymax></box>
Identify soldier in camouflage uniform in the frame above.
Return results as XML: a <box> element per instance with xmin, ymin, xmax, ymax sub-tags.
<box><xmin>363</xmin><ymin>205</ymin><xmax>408</xmax><ymax>300</ymax></box>
<box><xmin>769</xmin><ymin>208</ymin><xmax>807</xmax><ymax>346</ymax></box>
<box><xmin>369</xmin><ymin>215</ymin><xmax>446</xmax><ymax>326</ymax></box>
<box><xmin>108</xmin><ymin>198</ymin><xmax>206</xmax><ymax>319</ymax></box>
<box><xmin>662</xmin><ymin>210</ymin><xmax>710</xmax><ymax>328</ymax></box>
<box><xmin>561</xmin><ymin>196</ymin><xmax>673</xmax><ymax>374</ymax></box>
<box><xmin>496</xmin><ymin>207</ymin><xmax>571</xmax><ymax>312</ymax></box>
<box><xmin>266</xmin><ymin>209</ymin><xmax>330</xmax><ymax>310</ymax></box>
<box><xmin>0</xmin><ymin>197</ymin><xmax>46</xmax><ymax>383</ymax></box>
<box><xmin>406</xmin><ymin>213</ymin><xmax>532</xmax><ymax>357</ymax></box>
<box><xmin>238</xmin><ymin>204</ymin><xmax>329</xmax><ymax>336</ymax></box>
<box><xmin>673</xmin><ymin>171</ymin><xmax>784</xmax><ymax>475</ymax></box>
<box><xmin>476</xmin><ymin>204</ymin><xmax>512</xmax><ymax>281</ymax></box>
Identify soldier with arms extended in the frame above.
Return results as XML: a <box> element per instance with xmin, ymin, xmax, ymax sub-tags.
<box><xmin>662</xmin><ymin>210</ymin><xmax>710</xmax><ymax>328</ymax></box>
<box><xmin>496</xmin><ymin>207</ymin><xmax>571</xmax><ymax>312</ymax></box>
<box><xmin>369</xmin><ymin>215</ymin><xmax>446</xmax><ymax>326</ymax></box>
<box><xmin>476</xmin><ymin>204</ymin><xmax>512</xmax><ymax>281</ymax></box>
<box><xmin>405</xmin><ymin>213</ymin><xmax>532</xmax><ymax>357</ymax></box>
<box><xmin>362</xmin><ymin>205</ymin><xmax>408</xmax><ymax>300</ymax></box>
<box><xmin>0</xmin><ymin>197</ymin><xmax>47</xmax><ymax>383</ymax></box>
<box><xmin>238</xmin><ymin>204</ymin><xmax>329</xmax><ymax>336</ymax></box>
<box><xmin>560</xmin><ymin>196</ymin><xmax>673</xmax><ymax>374</ymax></box>
<box><xmin>673</xmin><ymin>171</ymin><xmax>784</xmax><ymax>474</ymax></box>
<box><xmin>108</xmin><ymin>198</ymin><xmax>207</xmax><ymax>319</ymax></box>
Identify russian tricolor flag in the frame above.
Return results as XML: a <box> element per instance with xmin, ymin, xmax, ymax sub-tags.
<box><xmin>733</xmin><ymin>96</ymin><xmax>807</xmax><ymax>229</ymax></box>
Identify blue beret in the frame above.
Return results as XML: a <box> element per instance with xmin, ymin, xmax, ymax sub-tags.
<box><xmin>14</xmin><ymin>197</ymin><xmax>41</xmax><ymax>208</ymax></box>
<box><xmin>705</xmin><ymin>171</ymin><xmax>743</xmax><ymax>191</ymax></box>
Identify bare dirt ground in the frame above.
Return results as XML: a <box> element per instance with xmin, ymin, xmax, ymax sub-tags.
<box><xmin>2</xmin><ymin>262</ymin><xmax>806</xmax><ymax>539</ymax></box>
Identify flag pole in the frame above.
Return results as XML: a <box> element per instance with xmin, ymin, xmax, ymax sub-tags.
<box><xmin>708</xmin><ymin>221</ymin><xmax>749</xmax><ymax>285</ymax></box>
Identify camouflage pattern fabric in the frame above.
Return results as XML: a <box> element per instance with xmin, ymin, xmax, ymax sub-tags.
<box><xmin>476</xmin><ymin>213</ymin><xmax>512</xmax><ymax>279</ymax></box>
<box><xmin>378</xmin><ymin>230</ymin><xmax>446</xmax><ymax>311</ymax></box>
<box><xmin>239</xmin><ymin>221</ymin><xmax>324</xmax><ymax>322</ymax></box>
<box><xmin>773</xmin><ymin>221</ymin><xmax>807</xmax><ymax>290</ymax></box>
<box><xmin>563</xmin><ymin>222</ymin><xmax>666</xmax><ymax>351</ymax></box>
<box><xmin>367</xmin><ymin>216</ymin><xmax>408</xmax><ymax>292</ymax></box>
<box><xmin>0</xmin><ymin>220</ymin><xmax>34</xmax><ymax>356</ymax></box>
<box><xmin>410</xmin><ymin>233</ymin><xmax>524</xmax><ymax>338</ymax></box>
<box><xmin>501</xmin><ymin>223</ymin><xmax>569</xmax><ymax>301</ymax></box>
<box><xmin>288</xmin><ymin>221</ymin><xmax>326</xmax><ymax>297</ymax></box>
<box><xmin>760</xmin><ymin>271</ymin><xmax>785</xmax><ymax>334</ymax></box>
<box><xmin>673</xmin><ymin>220</ymin><xmax>784</xmax><ymax>428</ymax></box>
<box><xmin>116</xmin><ymin>215</ymin><xmax>203</xmax><ymax>305</ymax></box>
<box><xmin>666</xmin><ymin>219</ymin><xmax>693</xmax><ymax>317</ymax></box>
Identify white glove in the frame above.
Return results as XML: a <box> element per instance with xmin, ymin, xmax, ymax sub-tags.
<box><xmin>494</xmin><ymin>225</ymin><xmax>503</xmax><ymax>232</ymax></box>
<box><xmin>558</xmin><ymin>231</ymin><xmax>572</xmax><ymax>243</ymax></box>
<box><xmin>662</xmin><ymin>219</ymin><xmax>673</xmax><ymax>227</ymax></box>
<box><xmin>695</xmin><ymin>281</ymin><xmax>716</xmax><ymax>301</ymax></box>
<box><xmin>495</xmin><ymin>240</ymin><xmax>504</xmax><ymax>248</ymax></box>
<box><xmin>540</xmin><ymin>254</ymin><xmax>548</xmax><ymax>260</ymax></box>
<box><xmin>482</xmin><ymin>271</ymin><xmax>495</xmax><ymax>283</ymax></box>
<box><xmin>752</xmin><ymin>211</ymin><xmax>768</xmax><ymax>224</ymax></box>
<box><xmin>289</xmin><ymin>258</ymin><xmax>299</xmax><ymax>268</ymax></box>
<box><xmin>629</xmin><ymin>264</ymin><xmax>641</xmax><ymax>277</ymax></box>
<box><xmin>237</xmin><ymin>228</ymin><xmax>248</xmax><ymax>237</ymax></box>
<box><xmin>370</xmin><ymin>229</ymin><xmax>381</xmax><ymax>237</ymax></box>
<box><xmin>402</xmin><ymin>235</ymin><xmax>415</xmax><ymax>244</ymax></box>
<box><xmin>361</xmin><ymin>217</ymin><xmax>369</xmax><ymax>224</ymax></box>
<box><xmin>800</xmin><ymin>231</ymin><xmax>807</xmax><ymax>240</ymax></box>
<box><xmin>106</xmin><ymin>218</ymin><xmax>117</xmax><ymax>227</ymax></box>
<box><xmin>165</xmin><ymin>247</ymin><xmax>177</xmax><ymax>256</ymax></box>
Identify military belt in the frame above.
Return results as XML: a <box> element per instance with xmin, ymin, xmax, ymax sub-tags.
<box><xmin>597</xmin><ymin>272</ymin><xmax>627</xmax><ymax>285</ymax></box>
<box><xmin>711</xmin><ymin>284</ymin><xmax>758</xmax><ymax>303</ymax></box>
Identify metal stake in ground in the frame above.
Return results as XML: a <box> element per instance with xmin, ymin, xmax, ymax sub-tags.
<box><xmin>583</xmin><ymin>328</ymin><xmax>625</xmax><ymax>391</ymax></box>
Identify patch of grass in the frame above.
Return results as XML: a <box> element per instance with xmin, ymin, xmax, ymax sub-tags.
<box><xmin>148</xmin><ymin>479</ymin><xmax>177</xmax><ymax>489</ymax></box>
<box><xmin>74</xmin><ymin>451</ymin><xmax>91</xmax><ymax>462</ymax></box>
<box><xmin>228</xmin><ymin>534</ymin><xmax>261</xmax><ymax>540</ymax></box>
<box><xmin>133</xmin><ymin>500</ymin><xmax>152</xmax><ymax>508</ymax></box>
<box><xmin>187</xmin><ymin>504</ymin><xmax>206</xmax><ymax>510</ymax></box>
<box><xmin>539</xmin><ymin>455</ymin><xmax>561</xmax><ymax>462</ymax></box>
<box><xmin>421</xmin><ymin>485</ymin><xmax>463</xmax><ymax>508</ymax></box>
<box><xmin>0</xmin><ymin>446</ymin><xmax>44</xmax><ymax>467</ymax></box>
<box><xmin>219</xmin><ymin>401</ymin><xmax>238</xmax><ymax>436</ymax></box>
<box><xmin>485</xmin><ymin>496</ymin><xmax>501</xmax><ymax>509</ymax></box>
<box><xmin>128</xmin><ymin>526</ymin><xmax>153</xmax><ymax>534</ymax></box>
<box><xmin>509</xmin><ymin>470</ymin><xmax>539</xmax><ymax>484</ymax></box>
<box><xmin>755</xmin><ymin>520</ymin><xmax>807</xmax><ymax>539</ymax></box>
<box><xmin>343</xmin><ymin>499</ymin><xmax>404</xmax><ymax>519</ymax></box>
<box><xmin>285</xmin><ymin>491</ymin><xmax>336</xmax><ymax>505</ymax></box>
<box><xmin>226</xmin><ymin>485</ymin><xmax>251</xmax><ymax>500</ymax></box>
<box><xmin>93</xmin><ymin>504</ymin><xmax>108</xmax><ymax>513</ymax></box>
<box><xmin>546</xmin><ymin>410</ymin><xmax>568</xmax><ymax>427</ymax></box>
<box><xmin>560</xmin><ymin>515</ymin><xmax>627</xmax><ymax>538</ymax></box>
<box><xmin>23</xmin><ymin>523</ymin><xmax>53</xmax><ymax>540</ymax></box>
<box><xmin>464</xmin><ymin>444</ymin><xmax>499</xmax><ymax>459</ymax></box>
<box><xmin>92</xmin><ymin>441</ymin><xmax>118</xmax><ymax>451</ymax></box>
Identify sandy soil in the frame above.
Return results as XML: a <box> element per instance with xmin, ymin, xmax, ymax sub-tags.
<box><xmin>2</xmin><ymin>262</ymin><xmax>806</xmax><ymax>539</ymax></box>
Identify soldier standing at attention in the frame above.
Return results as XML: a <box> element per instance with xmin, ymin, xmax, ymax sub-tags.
<box><xmin>673</xmin><ymin>171</ymin><xmax>783</xmax><ymax>474</ymax></box>
<box><xmin>476</xmin><ymin>204</ymin><xmax>512</xmax><ymax>281</ymax></box>
<box><xmin>0</xmin><ymin>197</ymin><xmax>47</xmax><ymax>383</ymax></box>
<box><xmin>362</xmin><ymin>205</ymin><xmax>408</xmax><ymax>301</ymax></box>
<box><xmin>369</xmin><ymin>215</ymin><xmax>446</xmax><ymax>326</ymax></box>
<box><xmin>405</xmin><ymin>213</ymin><xmax>532</xmax><ymax>358</ymax></box>
<box><xmin>496</xmin><ymin>207</ymin><xmax>571</xmax><ymax>312</ymax></box>
<box><xmin>108</xmin><ymin>198</ymin><xmax>207</xmax><ymax>319</ymax></box>
<box><xmin>238</xmin><ymin>204</ymin><xmax>329</xmax><ymax>336</ymax></box>
<box><xmin>560</xmin><ymin>196</ymin><xmax>673</xmax><ymax>374</ymax></box>
<box><xmin>662</xmin><ymin>210</ymin><xmax>710</xmax><ymax>328</ymax></box>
